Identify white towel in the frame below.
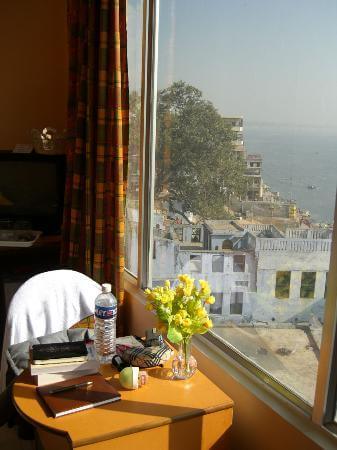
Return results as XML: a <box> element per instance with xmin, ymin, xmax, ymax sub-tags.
<box><xmin>1</xmin><ymin>269</ymin><xmax>101</xmax><ymax>392</ymax></box>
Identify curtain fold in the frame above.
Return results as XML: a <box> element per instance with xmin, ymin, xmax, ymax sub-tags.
<box><xmin>62</xmin><ymin>0</ymin><xmax>129</xmax><ymax>336</ymax></box>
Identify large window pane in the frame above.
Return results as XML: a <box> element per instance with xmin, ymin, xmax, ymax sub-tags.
<box><xmin>275</xmin><ymin>271</ymin><xmax>291</xmax><ymax>299</ymax></box>
<box><xmin>125</xmin><ymin>0</ymin><xmax>143</xmax><ymax>275</ymax></box>
<box><xmin>151</xmin><ymin>0</ymin><xmax>337</xmax><ymax>407</ymax></box>
<box><xmin>300</xmin><ymin>272</ymin><xmax>316</xmax><ymax>299</ymax></box>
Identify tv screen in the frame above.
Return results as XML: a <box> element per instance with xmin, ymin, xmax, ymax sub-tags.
<box><xmin>0</xmin><ymin>153</ymin><xmax>65</xmax><ymax>234</ymax></box>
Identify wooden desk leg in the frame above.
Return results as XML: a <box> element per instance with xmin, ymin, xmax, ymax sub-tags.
<box><xmin>37</xmin><ymin>428</ymin><xmax>72</xmax><ymax>450</ymax></box>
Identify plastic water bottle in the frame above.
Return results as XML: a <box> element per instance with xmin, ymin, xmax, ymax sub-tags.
<box><xmin>94</xmin><ymin>283</ymin><xmax>117</xmax><ymax>364</ymax></box>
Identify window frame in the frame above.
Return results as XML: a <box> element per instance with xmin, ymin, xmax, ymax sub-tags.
<box><xmin>212</xmin><ymin>254</ymin><xmax>224</xmax><ymax>273</ymax></box>
<box><xmin>127</xmin><ymin>0</ymin><xmax>337</xmax><ymax>434</ymax></box>
<box><xmin>233</xmin><ymin>254</ymin><xmax>245</xmax><ymax>272</ymax></box>
<box><xmin>230</xmin><ymin>291</ymin><xmax>244</xmax><ymax>315</ymax></box>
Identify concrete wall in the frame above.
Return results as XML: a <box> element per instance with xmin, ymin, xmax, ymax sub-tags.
<box><xmin>251</xmin><ymin>247</ymin><xmax>330</xmax><ymax>322</ymax></box>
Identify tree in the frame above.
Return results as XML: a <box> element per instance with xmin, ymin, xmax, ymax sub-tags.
<box><xmin>155</xmin><ymin>81</ymin><xmax>247</xmax><ymax>222</ymax></box>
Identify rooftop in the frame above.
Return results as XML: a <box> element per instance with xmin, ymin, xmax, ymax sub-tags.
<box><xmin>212</xmin><ymin>325</ymin><xmax>321</xmax><ymax>405</ymax></box>
<box><xmin>247</xmin><ymin>154</ymin><xmax>262</xmax><ymax>161</ymax></box>
<box><xmin>205</xmin><ymin>220</ymin><xmax>243</xmax><ymax>234</ymax></box>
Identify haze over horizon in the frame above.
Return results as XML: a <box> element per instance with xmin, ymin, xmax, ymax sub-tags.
<box><xmin>156</xmin><ymin>0</ymin><xmax>337</xmax><ymax>129</ymax></box>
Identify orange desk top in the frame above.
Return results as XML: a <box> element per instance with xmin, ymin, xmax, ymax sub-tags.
<box><xmin>13</xmin><ymin>364</ymin><xmax>234</xmax><ymax>448</ymax></box>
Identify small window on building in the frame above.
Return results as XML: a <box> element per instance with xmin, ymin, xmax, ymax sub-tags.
<box><xmin>175</xmin><ymin>227</ymin><xmax>183</xmax><ymax>241</ymax></box>
<box><xmin>233</xmin><ymin>255</ymin><xmax>245</xmax><ymax>272</ymax></box>
<box><xmin>235</xmin><ymin>281</ymin><xmax>249</xmax><ymax>287</ymax></box>
<box><xmin>275</xmin><ymin>271</ymin><xmax>291</xmax><ymax>299</ymax></box>
<box><xmin>210</xmin><ymin>293</ymin><xmax>223</xmax><ymax>315</ymax></box>
<box><xmin>230</xmin><ymin>292</ymin><xmax>243</xmax><ymax>315</ymax></box>
<box><xmin>222</xmin><ymin>239</ymin><xmax>233</xmax><ymax>249</ymax></box>
<box><xmin>153</xmin><ymin>240</ymin><xmax>156</xmax><ymax>259</ymax></box>
<box><xmin>212</xmin><ymin>255</ymin><xmax>224</xmax><ymax>272</ymax></box>
<box><xmin>191</xmin><ymin>227</ymin><xmax>201</xmax><ymax>242</ymax></box>
<box><xmin>300</xmin><ymin>272</ymin><xmax>316</xmax><ymax>299</ymax></box>
<box><xmin>189</xmin><ymin>254</ymin><xmax>201</xmax><ymax>272</ymax></box>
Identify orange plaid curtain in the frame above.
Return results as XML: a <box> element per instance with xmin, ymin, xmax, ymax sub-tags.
<box><xmin>62</xmin><ymin>0</ymin><xmax>129</xmax><ymax>336</ymax></box>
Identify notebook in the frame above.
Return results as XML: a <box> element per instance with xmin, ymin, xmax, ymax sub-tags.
<box><xmin>34</xmin><ymin>368</ymin><xmax>99</xmax><ymax>386</ymax></box>
<box><xmin>32</xmin><ymin>341</ymin><xmax>88</xmax><ymax>364</ymax></box>
<box><xmin>30</xmin><ymin>342</ymin><xmax>99</xmax><ymax>375</ymax></box>
<box><xmin>36</xmin><ymin>373</ymin><xmax>121</xmax><ymax>418</ymax></box>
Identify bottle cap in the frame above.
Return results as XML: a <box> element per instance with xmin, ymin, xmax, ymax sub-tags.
<box><xmin>102</xmin><ymin>283</ymin><xmax>112</xmax><ymax>293</ymax></box>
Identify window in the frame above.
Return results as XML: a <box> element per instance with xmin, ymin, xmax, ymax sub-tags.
<box><xmin>191</xmin><ymin>227</ymin><xmax>201</xmax><ymax>242</ymax></box>
<box><xmin>210</xmin><ymin>293</ymin><xmax>223</xmax><ymax>315</ymax></box>
<box><xmin>230</xmin><ymin>292</ymin><xmax>243</xmax><ymax>315</ymax></box>
<box><xmin>235</xmin><ymin>281</ymin><xmax>249</xmax><ymax>287</ymax></box>
<box><xmin>212</xmin><ymin>255</ymin><xmax>224</xmax><ymax>272</ymax></box>
<box><xmin>275</xmin><ymin>271</ymin><xmax>291</xmax><ymax>299</ymax></box>
<box><xmin>189</xmin><ymin>255</ymin><xmax>202</xmax><ymax>273</ymax></box>
<box><xmin>300</xmin><ymin>272</ymin><xmax>316</xmax><ymax>299</ymax></box>
<box><xmin>130</xmin><ymin>0</ymin><xmax>337</xmax><ymax>430</ymax></box>
<box><xmin>125</xmin><ymin>0</ymin><xmax>143</xmax><ymax>276</ymax></box>
<box><xmin>222</xmin><ymin>239</ymin><xmax>233</xmax><ymax>249</ymax></box>
<box><xmin>233</xmin><ymin>255</ymin><xmax>245</xmax><ymax>272</ymax></box>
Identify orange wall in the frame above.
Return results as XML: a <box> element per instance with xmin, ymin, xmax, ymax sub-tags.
<box><xmin>0</xmin><ymin>0</ymin><xmax>68</xmax><ymax>150</ymax></box>
<box><xmin>124</xmin><ymin>289</ymin><xmax>323</xmax><ymax>450</ymax></box>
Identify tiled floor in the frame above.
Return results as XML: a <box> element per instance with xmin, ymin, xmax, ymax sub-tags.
<box><xmin>0</xmin><ymin>425</ymin><xmax>35</xmax><ymax>450</ymax></box>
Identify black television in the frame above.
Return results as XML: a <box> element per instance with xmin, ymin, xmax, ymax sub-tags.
<box><xmin>0</xmin><ymin>152</ymin><xmax>66</xmax><ymax>234</ymax></box>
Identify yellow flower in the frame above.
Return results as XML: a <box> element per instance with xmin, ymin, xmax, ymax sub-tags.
<box><xmin>183</xmin><ymin>285</ymin><xmax>193</xmax><ymax>296</ymax></box>
<box><xmin>182</xmin><ymin>318</ymin><xmax>192</xmax><ymax>327</ymax></box>
<box><xmin>199</xmin><ymin>279</ymin><xmax>211</xmax><ymax>296</ymax></box>
<box><xmin>178</xmin><ymin>274</ymin><xmax>191</xmax><ymax>283</ymax></box>
<box><xmin>175</xmin><ymin>283</ymin><xmax>184</xmax><ymax>296</ymax></box>
<box><xmin>174</xmin><ymin>314</ymin><xmax>183</xmax><ymax>325</ymax></box>
<box><xmin>196</xmin><ymin>307</ymin><xmax>207</xmax><ymax>318</ymax></box>
<box><xmin>203</xmin><ymin>318</ymin><xmax>213</xmax><ymax>329</ymax></box>
<box><xmin>205</xmin><ymin>295</ymin><xmax>215</xmax><ymax>305</ymax></box>
<box><xmin>144</xmin><ymin>274</ymin><xmax>214</xmax><ymax>342</ymax></box>
<box><xmin>145</xmin><ymin>302</ymin><xmax>153</xmax><ymax>311</ymax></box>
<box><xmin>178</xmin><ymin>309</ymin><xmax>188</xmax><ymax>318</ymax></box>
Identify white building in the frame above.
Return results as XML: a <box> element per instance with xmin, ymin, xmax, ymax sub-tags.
<box><xmin>152</xmin><ymin>219</ymin><xmax>332</xmax><ymax>325</ymax></box>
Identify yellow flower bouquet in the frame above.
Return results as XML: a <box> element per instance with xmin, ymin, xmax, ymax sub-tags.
<box><xmin>144</xmin><ymin>274</ymin><xmax>215</xmax><ymax>379</ymax></box>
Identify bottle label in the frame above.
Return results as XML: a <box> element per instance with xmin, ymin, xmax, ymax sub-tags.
<box><xmin>95</xmin><ymin>305</ymin><xmax>117</xmax><ymax>320</ymax></box>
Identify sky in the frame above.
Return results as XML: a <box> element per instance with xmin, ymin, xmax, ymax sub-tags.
<box><xmin>152</xmin><ymin>0</ymin><xmax>337</xmax><ymax>128</ymax></box>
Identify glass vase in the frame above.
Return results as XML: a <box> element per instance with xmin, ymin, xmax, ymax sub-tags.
<box><xmin>171</xmin><ymin>337</ymin><xmax>197</xmax><ymax>380</ymax></box>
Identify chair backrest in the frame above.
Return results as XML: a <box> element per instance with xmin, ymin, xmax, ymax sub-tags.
<box><xmin>0</xmin><ymin>269</ymin><xmax>101</xmax><ymax>391</ymax></box>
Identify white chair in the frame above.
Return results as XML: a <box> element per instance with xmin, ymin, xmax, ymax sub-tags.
<box><xmin>0</xmin><ymin>269</ymin><xmax>101</xmax><ymax>392</ymax></box>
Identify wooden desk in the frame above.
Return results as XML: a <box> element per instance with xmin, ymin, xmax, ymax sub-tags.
<box><xmin>13</xmin><ymin>363</ymin><xmax>233</xmax><ymax>450</ymax></box>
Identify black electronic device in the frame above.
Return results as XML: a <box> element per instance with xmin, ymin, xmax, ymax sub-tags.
<box><xmin>112</xmin><ymin>355</ymin><xmax>129</xmax><ymax>372</ymax></box>
<box><xmin>0</xmin><ymin>152</ymin><xmax>66</xmax><ymax>235</ymax></box>
<box><xmin>144</xmin><ymin>328</ymin><xmax>163</xmax><ymax>347</ymax></box>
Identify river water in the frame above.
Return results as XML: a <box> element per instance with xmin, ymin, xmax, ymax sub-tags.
<box><xmin>245</xmin><ymin>124</ymin><xmax>337</xmax><ymax>224</ymax></box>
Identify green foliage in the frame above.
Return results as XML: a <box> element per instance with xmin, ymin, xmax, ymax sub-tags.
<box><xmin>156</xmin><ymin>81</ymin><xmax>247</xmax><ymax>220</ymax></box>
<box><xmin>167</xmin><ymin>326</ymin><xmax>183</xmax><ymax>344</ymax></box>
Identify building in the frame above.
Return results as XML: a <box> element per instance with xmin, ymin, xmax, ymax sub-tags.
<box><xmin>245</xmin><ymin>154</ymin><xmax>264</xmax><ymax>201</ymax></box>
<box><xmin>223</xmin><ymin>117</ymin><xmax>245</xmax><ymax>156</ymax></box>
<box><xmin>151</xmin><ymin>218</ymin><xmax>331</xmax><ymax>325</ymax></box>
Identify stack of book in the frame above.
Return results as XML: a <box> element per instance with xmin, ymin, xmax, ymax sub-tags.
<box><xmin>30</xmin><ymin>341</ymin><xmax>100</xmax><ymax>386</ymax></box>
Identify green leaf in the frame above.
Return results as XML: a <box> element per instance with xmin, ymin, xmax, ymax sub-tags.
<box><xmin>167</xmin><ymin>326</ymin><xmax>183</xmax><ymax>344</ymax></box>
